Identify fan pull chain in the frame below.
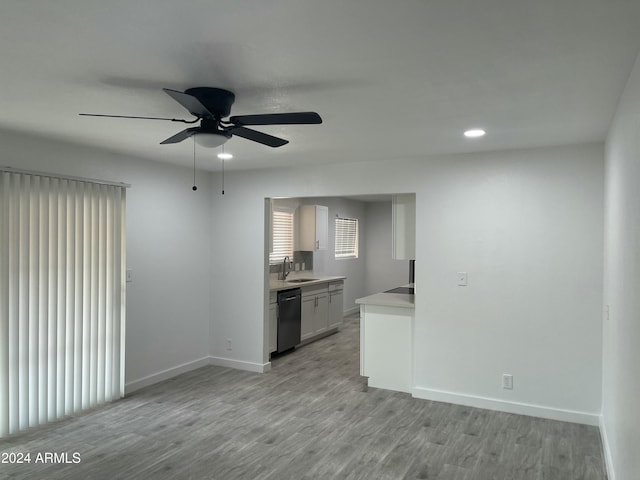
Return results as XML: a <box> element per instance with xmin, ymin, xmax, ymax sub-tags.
<box><xmin>192</xmin><ymin>136</ymin><xmax>197</xmax><ymax>191</ymax></box>
<box><xmin>220</xmin><ymin>144</ymin><xmax>225</xmax><ymax>195</ymax></box>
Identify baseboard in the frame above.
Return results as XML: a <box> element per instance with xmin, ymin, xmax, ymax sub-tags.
<box><xmin>125</xmin><ymin>355</ymin><xmax>271</xmax><ymax>394</ymax></box>
<box><xmin>344</xmin><ymin>306</ymin><xmax>360</xmax><ymax>316</ymax></box>
<box><xmin>413</xmin><ymin>386</ymin><xmax>600</xmax><ymax>426</ymax></box>
<box><xmin>125</xmin><ymin>356</ymin><xmax>211</xmax><ymax>394</ymax></box>
<box><xmin>599</xmin><ymin>415</ymin><xmax>615</xmax><ymax>480</ymax></box>
<box><xmin>208</xmin><ymin>356</ymin><xmax>271</xmax><ymax>373</ymax></box>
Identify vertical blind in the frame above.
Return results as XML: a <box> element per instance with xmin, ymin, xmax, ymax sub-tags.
<box><xmin>269</xmin><ymin>210</ymin><xmax>294</xmax><ymax>264</ymax></box>
<box><xmin>335</xmin><ymin>217</ymin><xmax>358</xmax><ymax>258</ymax></box>
<box><xmin>0</xmin><ymin>170</ymin><xmax>127</xmax><ymax>438</ymax></box>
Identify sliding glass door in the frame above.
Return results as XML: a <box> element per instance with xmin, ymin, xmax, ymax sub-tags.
<box><xmin>0</xmin><ymin>170</ymin><xmax>127</xmax><ymax>437</ymax></box>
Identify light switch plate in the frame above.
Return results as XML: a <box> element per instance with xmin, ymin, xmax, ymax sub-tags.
<box><xmin>457</xmin><ymin>272</ymin><xmax>468</xmax><ymax>286</ymax></box>
<box><xmin>126</xmin><ymin>269</ymin><xmax>133</xmax><ymax>283</ymax></box>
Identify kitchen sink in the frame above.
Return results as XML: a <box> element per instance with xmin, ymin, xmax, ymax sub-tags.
<box><xmin>286</xmin><ymin>278</ymin><xmax>318</xmax><ymax>283</ymax></box>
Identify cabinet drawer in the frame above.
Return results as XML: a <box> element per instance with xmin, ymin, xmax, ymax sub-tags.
<box><xmin>301</xmin><ymin>284</ymin><xmax>328</xmax><ymax>298</ymax></box>
<box><xmin>328</xmin><ymin>281</ymin><xmax>344</xmax><ymax>293</ymax></box>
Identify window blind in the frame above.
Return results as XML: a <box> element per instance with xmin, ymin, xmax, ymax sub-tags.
<box><xmin>269</xmin><ymin>210</ymin><xmax>294</xmax><ymax>264</ymax></box>
<box><xmin>335</xmin><ymin>217</ymin><xmax>358</xmax><ymax>259</ymax></box>
<box><xmin>0</xmin><ymin>171</ymin><xmax>126</xmax><ymax>437</ymax></box>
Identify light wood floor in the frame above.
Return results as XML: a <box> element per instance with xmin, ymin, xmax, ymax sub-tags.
<box><xmin>0</xmin><ymin>313</ymin><xmax>606</xmax><ymax>479</ymax></box>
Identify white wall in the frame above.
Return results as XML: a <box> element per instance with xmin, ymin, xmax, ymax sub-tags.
<box><xmin>0</xmin><ymin>130</ymin><xmax>212</xmax><ymax>391</ymax></box>
<box><xmin>364</xmin><ymin>201</ymin><xmax>409</xmax><ymax>295</ymax></box>
<box><xmin>415</xmin><ymin>146</ymin><xmax>603</xmax><ymax>423</ymax></box>
<box><xmin>602</xmin><ymin>51</ymin><xmax>640</xmax><ymax>480</ymax></box>
<box><xmin>209</xmin><ymin>143</ymin><xmax>605</xmax><ymax>423</ymax></box>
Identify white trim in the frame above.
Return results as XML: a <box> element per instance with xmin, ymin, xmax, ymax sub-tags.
<box><xmin>599</xmin><ymin>415</ymin><xmax>615</xmax><ymax>480</ymax></box>
<box><xmin>343</xmin><ymin>306</ymin><xmax>360</xmax><ymax>316</ymax></box>
<box><xmin>209</xmin><ymin>356</ymin><xmax>271</xmax><ymax>373</ymax></box>
<box><xmin>125</xmin><ymin>356</ymin><xmax>272</xmax><ymax>395</ymax></box>
<box><xmin>412</xmin><ymin>386</ymin><xmax>600</xmax><ymax>426</ymax></box>
<box><xmin>125</xmin><ymin>357</ymin><xmax>210</xmax><ymax>394</ymax></box>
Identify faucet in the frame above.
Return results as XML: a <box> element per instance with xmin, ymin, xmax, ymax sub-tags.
<box><xmin>282</xmin><ymin>256</ymin><xmax>291</xmax><ymax>281</ymax></box>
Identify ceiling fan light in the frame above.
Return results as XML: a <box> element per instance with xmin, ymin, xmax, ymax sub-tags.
<box><xmin>464</xmin><ymin>128</ymin><xmax>486</xmax><ymax>138</ymax></box>
<box><xmin>195</xmin><ymin>132</ymin><xmax>230</xmax><ymax>148</ymax></box>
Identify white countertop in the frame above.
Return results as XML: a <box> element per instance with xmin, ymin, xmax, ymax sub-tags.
<box><xmin>355</xmin><ymin>292</ymin><xmax>415</xmax><ymax>309</ymax></box>
<box><xmin>355</xmin><ymin>284</ymin><xmax>415</xmax><ymax>309</ymax></box>
<box><xmin>270</xmin><ymin>274</ymin><xmax>346</xmax><ymax>292</ymax></box>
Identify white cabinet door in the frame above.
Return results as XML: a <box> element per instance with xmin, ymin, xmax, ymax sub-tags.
<box><xmin>314</xmin><ymin>292</ymin><xmax>329</xmax><ymax>335</ymax></box>
<box><xmin>269</xmin><ymin>303</ymin><xmax>277</xmax><ymax>353</ymax></box>
<box><xmin>315</xmin><ymin>205</ymin><xmax>328</xmax><ymax>251</ymax></box>
<box><xmin>328</xmin><ymin>290</ymin><xmax>343</xmax><ymax>329</ymax></box>
<box><xmin>392</xmin><ymin>194</ymin><xmax>416</xmax><ymax>260</ymax></box>
<box><xmin>301</xmin><ymin>295</ymin><xmax>316</xmax><ymax>341</ymax></box>
<box><xmin>295</xmin><ymin>205</ymin><xmax>328</xmax><ymax>251</ymax></box>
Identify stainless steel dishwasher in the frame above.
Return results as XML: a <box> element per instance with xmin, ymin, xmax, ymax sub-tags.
<box><xmin>277</xmin><ymin>288</ymin><xmax>301</xmax><ymax>353</ymax></box>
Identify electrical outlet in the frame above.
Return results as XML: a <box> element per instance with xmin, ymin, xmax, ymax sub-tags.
<box><xmin>502</xmin><ymin>374</ymin><xmax>513</xmax><ymax>390</ymax></box>
<box><xmin>225</xmin><ymin>339</ymin><xmax>232</xmax><ymax>351</ymax></box>
<box><xmin>457</xmin><ymin>272</ymin><xmax>468</xmax><ymax>286</ymax></box>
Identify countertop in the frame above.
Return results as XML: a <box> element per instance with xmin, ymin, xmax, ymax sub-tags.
<box><xmin>269</xmin><ymin>274</ymin><xmax>347</xmax><ymax>292</ymax></box>
<box><xmin>355</xmin><ymin>284</ymin><xmax>415</xmax><ymax>309</ymax></box>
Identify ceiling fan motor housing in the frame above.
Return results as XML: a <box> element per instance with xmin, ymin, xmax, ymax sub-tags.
<box><xmin>200</xmin><ymin>118</ymin><xmax>232</xmax><ymax>137</ymax></box>
<box><xmin>185</xmin><ymin>87</ymin><xmax>235</xmax><ymax>118</ymax></box>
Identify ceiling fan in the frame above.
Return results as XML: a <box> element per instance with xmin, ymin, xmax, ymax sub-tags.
<box><xmin>80</xmin><ymin>87</ymin><xmax>322</xmax><ymax>148</ymax></box>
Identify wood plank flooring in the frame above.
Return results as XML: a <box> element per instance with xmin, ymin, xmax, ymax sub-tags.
<box><xmin>0</xmin><ymin>313</ymin><xmax>607</xmax><ymax>479</ymax></box>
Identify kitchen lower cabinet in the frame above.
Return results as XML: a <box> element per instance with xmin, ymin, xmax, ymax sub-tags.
<box><xmin>314</xmin><ymin>292</ymin><xmax>329</xmax><ymax>335</ymax></box>
<box><xmin>328</xmin><ymin>281</ymin><xmax>344</xmax><ymax>329</ymax></box>
<box><xmin>300</xmin><ymin>285</ymin><xmax>329</xmax><ymax>342</ymax></box>
<box><xmin>271</xmin><ymin>277</ymin><xmax>345</xmax><ymax>350</ymax></box>
<box><xmin>359</xmin><ymin>304</ymin><xmax>413</xmax><ymax>394</ymax></box>
<box><xmin>301</xmin><ymin>294</ymin><xmax>316</xmax><ymax>341</ymax></box>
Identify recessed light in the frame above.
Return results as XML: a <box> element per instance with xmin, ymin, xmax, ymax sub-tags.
<box><xmin>464</xmin><ymin>129</ymin><xmax>486</xmax><ymax>138</ymax></box>
<box><xmin>217</xmin><ymin>153</ymin><xmax>233</xmax><ymax>160</ymax></box>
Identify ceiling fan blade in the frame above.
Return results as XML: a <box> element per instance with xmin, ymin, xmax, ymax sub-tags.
<box><xmin>229</xmin><ymin>112</ymin><xmax>322</xmax><ymax>126</ymax></box>
<box><xmin>163</xmin><ymin>88</ymin><xmax>213</xmax><ymax>118</ymax></box>
<box><xmin>229</xmin><ymin>126</ymin><xmax>289</xmax><ymax>147</ymax></box>
<box><xmin>79</xmin><ymin>113</ymin><xmax>198</xmax><ymax>124</ymax></box>
<box><xmin>160</xmin><ymin>127</ymin><xmax>199</xmax><ymax>144</ymax></box>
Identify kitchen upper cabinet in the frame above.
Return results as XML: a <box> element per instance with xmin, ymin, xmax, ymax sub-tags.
<box><xmin>392</xmin><ymin>194</ymin><xmax>416</xmax><ymax>260</ymax></box>
<box><xmin>295</xmin><ymin>205</ymin><xmax>328</xmax><ymax>251</ymax></box>
<box><xmin>328</xmin><ymin>281</ymin><xmax>344</xmax><ymax>330</ymax></box>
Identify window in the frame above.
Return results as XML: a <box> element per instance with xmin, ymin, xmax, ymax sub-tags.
<box><xmin>270</xmin><ymin>209</ymin><xmax>294</xmax><ymax>264</ymax></box>
<box><xmin>335</xmin><ymin>217</ymin><xmax>359</xmax><ymax>259</ymax></box>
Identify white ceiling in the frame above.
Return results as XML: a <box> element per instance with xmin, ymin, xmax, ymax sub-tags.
<box><xmin>1</xmin><ymin>1</ymin><xmax>639</xmax><ymax>171</ymax></box>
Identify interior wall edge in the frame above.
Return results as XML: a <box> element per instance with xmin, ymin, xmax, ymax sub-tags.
<box><xmin>599</xmin><ymin>414</ymin><xmax>616</xmax><ymax>480</ymax></box>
